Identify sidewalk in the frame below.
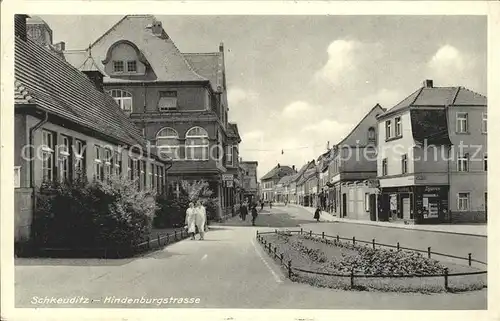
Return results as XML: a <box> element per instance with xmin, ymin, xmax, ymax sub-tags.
<box><xmin>287</xmin><ymin>204</ymin><xmax>487</xmax><ymax>237</ymax></box>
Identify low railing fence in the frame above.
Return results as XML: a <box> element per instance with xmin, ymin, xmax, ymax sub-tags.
<box><xmin>256</xmin><ymin>229</ymin><xmax>486</xmax><ymax>290</ymax></box>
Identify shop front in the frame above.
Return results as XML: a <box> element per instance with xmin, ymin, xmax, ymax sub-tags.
<box><xmin>379</xmin><ymin>185</ymin><xmax>449</xmax><ymax>224</ymax></box>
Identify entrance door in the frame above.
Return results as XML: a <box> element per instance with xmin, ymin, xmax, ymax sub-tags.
<box><xmin>369</xmin><ymin>194</ymin><xmax>377</xmax><ymax>221</ymax></box>
<box><xmin>402</xmin><ymin>197</ymin><xmax>411</xmax><ymax>220</ymax></box>
<box><xmin>342</xmin><ymin>193</ymin><xmax>347</xmax><ymax>218</ymax></box>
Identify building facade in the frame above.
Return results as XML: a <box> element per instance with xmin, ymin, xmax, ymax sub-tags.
<box><xmin>328</xmin><ymin>104</ymin><xmax>385</xmax><ymax>218</ymax></box>
<box><xmin>260</xmin><ymin>164</ymin><xmax>295</xmax><ymax>202</ymax></box>
<box><xmin>62</xmin><ymin>15</ymin><xmax>242</xmax><ymax>218</ymax></box>
<box><xmin>377</xmin><ymin>80</ymin><xmax>487</xmax><ymax>224</ymax></box>
<box><xmin>14</xmin><ymin>15</ymin><xmax>170</xmax><ymax>244</ymax></box>
<box><xmin>240</xmin><ymin>161</ymin><xmax>259</xmax><ymax>204</ymax></box>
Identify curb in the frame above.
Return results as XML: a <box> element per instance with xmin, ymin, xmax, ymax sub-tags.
<box><xmin>287</xmin><ymin>204</ymin><xmax>487</xmax><ymax>238</ymax></box>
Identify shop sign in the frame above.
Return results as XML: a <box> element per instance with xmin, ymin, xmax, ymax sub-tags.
<box><xmin>424</xmin><ymin>186</ymin><xmax>443</xmax><ymax>193</ymax></box>
<box><xmin>222</xmin><ymin>174</ymin><xmax>234</xmax><ymax>181</ymax></box>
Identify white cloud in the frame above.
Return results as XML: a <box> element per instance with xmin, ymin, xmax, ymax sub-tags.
<box><xmin>227</xmin><ymin>87</ymin><xmax>258</xmax><ymax>105</ymax></box>
<box><xmin>314</xmin><ymin>40</ymin><xmax>384</xmax><ymax>87</ymax></box>
<box><xmin>426</xmin><ymin>45</ymin><xmax>482</xmax><ymax>89</ymax></box>
<box><xmin>301</xmin><ymin>118</ymin><xmax>351</xmax><ymax>143</ymax></box>
<box><xmin>282</xmin><ymin>101</ymin><xmax>314</xmax><ymax>118</ymax></box>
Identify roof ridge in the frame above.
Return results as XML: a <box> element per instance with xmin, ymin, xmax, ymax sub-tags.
<box><xmin>183</xmin><ymin>52</ymin><xmax>221</xmax><ymax>56</ymax></box>
<box><xmin>336</xmin><ymin>103</ymin><xmax>384</xmax><ymax>146</ymax></box>
<box><xmin>409</xmin><ymin>87</ymin><xmax>424</xmax><ymax>107</ymax></box>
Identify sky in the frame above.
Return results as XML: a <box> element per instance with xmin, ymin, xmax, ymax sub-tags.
<box><xmin>40</xmin><ymin>15</ymin><xmax>487</xmax><ymax>179</ymax></box>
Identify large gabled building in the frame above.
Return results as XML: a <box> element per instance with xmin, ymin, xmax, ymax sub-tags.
<box><xmin>14</xmin><ymin>15</ymin><xmax>170</xmax><ymax>244</ymax></box>
<box><xmin>260</xmin><ymin>164</ymin><xmax>296</xmax><ymax>202</ymax></box>
<box><xmin>377</xmin><ymin>80</ymin><xmax>487</xmax><ymax>224</ymax></box>
<box><xmin>60</xmin><ymin>15</ymin><xmax>242</xmax><ymax>218</ymax></box>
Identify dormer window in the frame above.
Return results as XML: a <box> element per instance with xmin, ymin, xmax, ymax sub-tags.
<box><xmin>113</xmin><ymin>61</ymin><xmax>124</xmax><ymax>73</ymax></box>
<box><xmin>127</xmin><ymin>60</ymin><xmax>137</xmax><ymax>73</ymax></box>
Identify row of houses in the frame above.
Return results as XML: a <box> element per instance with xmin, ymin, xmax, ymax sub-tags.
<box><xmin>262</xmin><ymin>80</ymin><xmax>487</xmax><ymax>224</ymax></box>
<box><xmin>14</xmin><ymin>14</ymin><xmax>259</xmax><ymax>243</ymax></box>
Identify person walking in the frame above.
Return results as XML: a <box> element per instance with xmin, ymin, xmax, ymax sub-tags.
<box><xmin>260</xmin><ymin>200</ymin><xmax>264</xmax><ymax>211</ymax></box>
<box><xmin>185</xmin><ymin>202</ymin><xmax>196</xmax><ymax>240</ymax></box>
<box><xmin>314</xmin><ymin>206</ymin><xmax>321</xmax><ymax>222</ymax></box>
<box><xmin>240</xmin><ymin>202</ymin><xmax>248</xmax><ymax>221</ymax></box>
<box><xmin>195</xmin><ymin>200</ymin><xmax>207</xmax><ymax>240</ymax></box>
<box><xmin>251</xmin><ymin>203</ymin><xmax>258</xmax><ymax>226</ymax></box>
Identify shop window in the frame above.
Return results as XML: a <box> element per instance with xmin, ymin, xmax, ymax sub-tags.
<box><xmin>42</xmin><ymin>130</ymin><xmax>55</xmax><ymax>182</ymax></box>
<box><xmin>364</xmin><ymin>193</ymin><xmax>370</xmax><ymax>212</ymax></box>
<box><xmin>456</xmin><ymin>112</ymin><xmax>468</xmax><ymax>133</ymax></box>
<box><xmin>457</xmin><ymin>192</ymin><xmax>470</xmax><ymax>211</ymax></box>
<box><xmin>457</xmin><ymin>153</ymin><xmax>469</xmax><ymax>172</ymax></box>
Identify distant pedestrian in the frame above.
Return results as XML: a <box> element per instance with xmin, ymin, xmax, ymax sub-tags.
<box><xmin>251</xmin><ymin>204</ymin><xmax>258</xmax><ymax>226</ymax></box>
<box><xmin>240</xmin><ymin>202</ymin><xmax>248</xmax><ymax>221</ymax></box>
<box><xmin>314</xmin><ymin>206</ymin><xmax>321</xmax><ymax>222</ymax></box>
<box><xmin>260</xmin><ymin>200</ymin><xmax>264</xmax><ymax>211</ymax></box>
<box><xmin>185</xmin><ymin>202</ymin><xmax>196</xmax><ymax>240</ymax></box>
<box><xmin>195</xmin><ymin>200</ymin><xmax>206</xmax><ymax>240</ymax></box>
<box><xmin>270</xmin><ymin>201</ymin><xmax>273</xmax><ymax>209</ymax></box>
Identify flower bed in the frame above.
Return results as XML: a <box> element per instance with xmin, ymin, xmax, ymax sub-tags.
<box><xmin>260</xmin><ymin>232</ymin><xmax>486</xmax><ymax>293</ymax></box>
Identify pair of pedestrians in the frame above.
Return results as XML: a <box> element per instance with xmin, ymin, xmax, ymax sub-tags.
<box><xmin>240</xmin><ymin>202</ymin><xmax>259</xmax><ymax>226</ymax></box>
<box><xmin>185</xmin><ymin>201</ymin><xmax>207</xmax><ymax>240</ymax></box>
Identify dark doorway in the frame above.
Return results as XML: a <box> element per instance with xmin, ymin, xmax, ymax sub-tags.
<box><xmin>378</xmin><ymin>193</ymin><xmax>390</xmax><ymax>221</ymax></box>
<box><xmin>342</xmin><ymin>193</ymin><xmax>347</xmax><ymax>218</ymax></box>
<box><xmin>369</xmin><ymin>194</ymin><xmax>377</xmax><ymax>221</ymax></box>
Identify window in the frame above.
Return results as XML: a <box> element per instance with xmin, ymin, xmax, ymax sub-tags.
<box><xmin>482</xmin><ymin>112</ymin><xmax>487</xmax><ymax>133</ymax></box>
<box><xmin>156</xmin><ymin>127</ymin><xmax>180</xmax><ymax>160</ymax></box>
<box><xmin>456</xmin><ymin>112</ymin><xmax>468</xmax><ymax>133</ymax></box>
<box><xmin>185</xmin><ymin>127</ymin><xmax>209</xmax><ymax>160</ymax></box>
<box><xmin>158</xmin><ymin>166</ymin><xmax>164</xmax><ymax>193</ymax></box>
<box><xmin>94</xmin><ymin>145</ymin><xmax>103</xmax><ymax>181</ymax></box>
<box><xmin>14</xmin><ymin>166</ymin><xmax>21</xmax><ymax>188</ymax></box>
<box><xmin>367</xmin><ymin>127</ymin><xmax>376</xmax><ymax>142</ymax></box>
<box><xmin>42</xmin><ymin>130</ymin><xmax>55</xmax><ymax>182</ymax></box>
<box><xmin>74</xmin><ymin>139</ymin><xmax>86</xmax><ymax>179</ymax></box>
<box><xmin>127</xmin><ymin>60</ymin><xmax>137</xmax><ymax>73</ymax></box>
<box><xmin>364</xmin><ymin>193</ymin><xmax>370</xmax><ymax>212</ymax></box>
<box><xmin>59</xmin><ymin>135</ymin><xmax>71</xmax><ymax>182</ymax></box>
<box><xmin>104</xmin><ymin>148</ymin><xmax>113</xmax><ymax>181</ymax></box>
<box><xmin>133</xmin><ymin>159</ymin><xmax>140</xmax><ymax>189</ymax></box>
<box><xmin>113</xmin><ymin>61</ymin><xmax>124</xmax><ymax>72</ymax></box>
<box><xmin>158</xmin><ymin>91</ymin><xmax>178</xmax><ymax>111</ymax></box>
<box><xmin>395</xmin><ymin>117</ymin><xmax>402</xmax><ymax>137</ymax></box>
<box><xmin>484</xmin><ymin>153</ymin><xmax>487</xmax><ymax>171</ymax></box>
<box><xmin>139</xmin><ymin>160</ymin><xmax>146</xmax><ymax>190</ymax></box>
<box><xmin>149</xmin><ymin>164</ymin><xmax>155</xmax><ymax>189</ymax></box>
<box><xmin>226</xmin><ymin>144</ymin><xmax>233</xmax><ymax>166</ymax></box>
<box><xmin>457</xmin><ymin>152</ymin><xmax>469</xmax><ymax>172</ymax></box>
<box><xmin>108</xmin><ymin>89</ymin><xmax>133</xmax><ymax>112</ymax></box>
<box><xmin>114</xmin><ymin>151</ymin><xmax>122</xmax><ymax>176</ymax></box>
<box><xmin>457</xmin><ymin>193</ymin><xmax>470</xmax><ymax>211</ymax></box>
<box><xmin>382</xmin><ymin>158</ymin><xmax>388</xmax><ymax>176</ymax></box>
<box><xmin>385</xmin><ymin>120</ymin><xmax>392</xmax><ymax>139</ymax></box>
<box><xmin>401</xmin><ymin>154</ymin><xmax>408</xmax><ymax>174</ymax></box>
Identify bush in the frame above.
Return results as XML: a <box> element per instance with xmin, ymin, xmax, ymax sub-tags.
<box><xmin>154</xmin><ymin>184</ymin><xmax>190</xmax><ymax>228</ymax></box>
<box><xmin>33</xmin><ymin>176</ymin><xmax>157</xmax><ymax>251</ymax></box>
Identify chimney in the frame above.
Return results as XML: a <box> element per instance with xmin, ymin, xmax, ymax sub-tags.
<box><xmin>14</xmin><ymin>14</ymin><xmax>29</xmax><ymax>41</ymax></box>
<box><xmin>54</xmin><ymin>41</ymin><xmax>65</xmax><ymax>51</ymax></box>
<box><xmin>219</xmin><ymin>42</ymin><xmax>224</xmax><ymax>53</ymax></box>
<box><xmin>292</xmin><ymin>165</ymin><xmax>295</xmax><ymax>171</ymax></box>
<box><xmin>423</xmin><ymin>79</ymin><xmax>433</xmax><ymax>88</ymax></box>
<box><xmin>83</xmin><ymin>70</ymin><xmax>104</xmax><ymax>92</ymax></box>
<box><xmin>152</xmin><ymin>20</ymin><xmax>163</xmax><ymax>36</ymax></box>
